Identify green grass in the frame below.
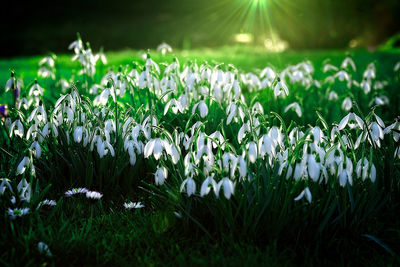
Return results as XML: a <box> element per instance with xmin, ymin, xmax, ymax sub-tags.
<box><xmin>1</xmin><ymin>46</ymin><xmax>400</xmax><ymax>266</ymax></box>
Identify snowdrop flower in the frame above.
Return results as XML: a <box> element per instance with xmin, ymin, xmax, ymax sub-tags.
<box><xmin>341</xmin><ymin>97</ymin><xmax>352</xmax><ymax>111</ymax></box>
<box><xmin>180</xmin><ymin>177</ymin><xmax>196</xmax><ymax>196</ymax></box>
<box><xmin>339</xmin><ymin>157</ymin><xmax>353</xmax><ymax>187</ymax></box>
<box><xmin>284</xmin><ymin>102</ymin><xmax>302</xmax><ymax>117</ymax></box>
<box><xmin>238</xmin><ymin>155</ymin><xmax>247</xmax><ymax>179</ymax></box>
<box><xmin>73</xmin><ymin>126</ymin><xmax>88</xmax><ymax>144</ymax></box>
<box><xmin>27</xmin><ymin>103</ymin><xmax>48</xmax><ymax>124</ymax></box>
<box><xmin>144</xmin><ymin>138</ymin><xmax>165</xmax><ymax>160</ymax></box>
<box><xmin>0</xmin><ymin>178</ymin><xmax>12</xmax><ymax>195</ymax></box>
<box><xmin>9</xmin><ymin>119</ymin><xmax>24</xmax><ymax>138</ymax></box>
<box><xmin>338</xmin><ymin>112</ymin><xmax>364</xmax><ymax>130</ymax></box>
<box><xmin>307</xmin><ymin>154</ymin><xmax>321</xmax><ymax>182</ymax></box>
<box><xmin>393</xmin><ymin>61</ymin><xmax>400</xmax><ymax>72</ymax></box>
<box><xmin>273</xmin><ymin>78</ymin><xmax>289</xmax><ymax>98</ymax></box>
<box><xmin>238</xmin><ymin>121</ymin><xmax>251</xmax><ymax>144</ymax></box>
<box><xmin>328</xmin><ymin>91</ymin><xmax>338</xmax><ymax>101</ymax></box>
<box><xmin>30</xmin><ymin>141</ymin><xmax>42</xmax><ymax>159</ymax></box>
<box><xmin>356</xmin><ymin>158</ymin><xmax>376</xmax><ymax>182</ymax></box>
<box><xmin>164</xmin><ymin>99</ymin><xmax>183</xmax><ymax>115</ymax></box>
<box><xmin>38</xmin><ymin>242</ymin><xmax>52</xmax><ymax>257</ymax></box>
<box><xmin>363</xmin><ymin>63</ymin><xmax>376</xmax><ymax>80</ymax></box>
<box><xmin>192</xmin><ymin>100</ymin><xmax>208</xmax><ymax>118</ymax></box>
<box><xmin>208</xmin><ymin>131</ymin><xmax>225</xmax><ymax>150</ymax></box>
<box><xmin>16</xmin><ymin>157</ymin><xmax>30</xmax><ymax>175</ymax></box>
<box><xmin>69</xmin><ymin>37</ymin><xmax>83</xmax><ymax>54</ymax></box>
<box><xmin>200</xmin><ymin>175</ymin><xmax>218</xmax><ymax>197</ymax></box>
<box><xmin>294</xmin><ymin>187</ymin><xmax>312</xmax><ymax>203</ymax></box>
<box><xmin>5</xmin><ymin>72</ymin><xmax>15</xmax><ymax>92</ymax></box>
<box><xmin>216</xmin><ymin>177</ymin><xmax>235</xmax><ymax>199</ymax></box>
<box><xmin>95</xmin><ymin>49</ymin><xmax>108</xmax><ymax>65</ymax></box>
<box><xmin>157</xmin><ymin>42</ymin><xmax>172</xmax><ymax>56</ymax></box>
<box><xmin>323</xmin><ymin>64</ymin><xmax>338</xmax><ymax>73</ymax></box>
<box><xmin>341</xmin><ymin>56</ymin><xmax>356</xmax><ymax>72</ymax></box>
<box><xmin>260</xmin><ymin>66</ymin><xmax>276</xmax><ymax>80</ymax></box>
<box><xmin>222</xmin><ymin>152</ymin><xmax>238</xmax><ymax>178</ymax></box>
<box><xmin>86</xmin><ymin>191</ymin><xmax>103</xmax><ymax>199</ymax></box>
<box><xmin>369</xmin><ymin>122</ymin><xmax>384</xmax><ymax>148</ymax></box>
<box><xmin>38</xmin><ymin>67</ymin><xmax>55</xmax><ymax>79</ymax></box>
<box><xmin>360</xmin><ymin>80</ymin><xmax>371</xmax><ymax>94</ymax></box>
<box><xmin>17</xmin><ymin>178</ymin><xmax>32</xmax><ymax>202</ymax></box>
<box><xmin>96</xmin><ymin>138</ymin><xmax>115</xmax><ymax>158</ymax></box>
<box><xmin>124</xmin><ymin>201</ymin><xmax>145</xmax><ymax>209</ymax></box>
<box><xmin>145</xmin><ymin>53</ymin><xmax>160</xmax><ymax>75</ymax></box>
<box><xmin>8</xmin><ymin>208</ymin><xmax>29</xmax><ymax>220</ymax></box>
<box><xmin>39</xmin><ymin>56</ymin><xmax>55</xmax><ymax>68</ymax></box>
<box><xmin>247</xmin><ymin>141</ymin><xmax>258</xmax><ymax>163</ymax></box>
<box><xmin>65</xmin><ymin>187</ymin><xmax>89</xmax><ymax>197</ymax></box>
<box><xmin>394</xmin><ymin>146</ymin><xmax>400</xmax><ymax>159</ymax></box>
<box><xmin>335</xmin><ymin>70</ymin><xmax>350</xmax><ymax>83</ymax></box>
<box><xmin>155</xmin><ymin>166</ymin><xmax>168</xmax><ymax>185</ymax></box>
<box><xmin>28</xmin><ymin>80</ymin><xmax>44</xmax><ymax>97</ymax></box>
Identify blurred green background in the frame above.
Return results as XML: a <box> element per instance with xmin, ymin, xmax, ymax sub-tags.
<box><xmin>1</xmin><ymin>0</ymin><xmax>400</xmax><ymax>57</ymax></box>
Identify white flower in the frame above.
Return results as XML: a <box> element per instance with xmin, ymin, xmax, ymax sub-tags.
<box><xmin>273</xmin><ymin>79</ymin><xmax>289</xmax><ymax>98</ymax></box>
<box><xmin>144</xmin><ymin>138</ymin><xmax>164</xmax><ymax>160</ymax></box>
<box><xmin>8</xmin><ymin>207</ymin><xmax>29</xmax><ymax>220</ymax></box>
<box><xmin>328</xmin><ymin>91</ymin><xmax>338</xmax><ymax>100</ymax></box>
<box><xmin>16</xmin><ymin>157</ymin><xmax>30</xmax><ymax>175</ymax></box>
<box><xmin>238</xmin><ymin>121</ymin><xmax>250</xmax><ymax>144</ymax></box>
<box><xmin>39</xmin><ymin>56</ymin><xmax>55</xmax><ymax>68</ymax></box>
<box><xmin>369</xmin><ymin>122</ymin><xmax>384</xmax><ymax>148</ymax></box>
<box><xmin>65</xmin><ymin>187</ymin><xmax>89</xmax><ymax>197</ymax></box>
<box><xmin>338</xmin><ymin>112</ymin><xmax>364</xmax><ymax>130</ymax></box>
<box><xmin>9</xmin><ymin>119</ymin><xmax>24</xmax><ymax>138</ymax></box>
<box><xmin>0</xmin><ymin>178</ymin><xmax>12</xmax><ymax>195</ymax></box>
<box><xmin>284</xmin><ymin>102</ymin><xmax>302</xmax><ymax>117</ymax></box>
<box><xmin>192</xmin><ymin>100</ymin><xmax>208</xmax><ymax>118</ymax></box>
<box><xmin>238</xmin><ymin>155</ymin><xmax>247</xmax><ymax>178</ymax></box>
<box><xmin>180</xmin><ymin>177</ymin><xmax>196</xmax><ymax>196</ymax></box>
<box><xmin>164</xmin><ymin>99</ymin><xmax>183</xmax><ymax>115</ymax></box>
<box><xmin>86</xmin><ymin>191</ymin><xmax>103</xmax><ymax>199</ymax></box>
<box><xmin>341</xmin><ymin>57</ymin><xmax>356</xmax><ymax>71</ymax></box>
<box><xmin>157</xmin><ymin>42</ymin><xmax>172</xmax><ymax>56</ymax></box>
<box><xmin>38</xmin><ymin>242</ymin><xmax>52</xmax><ymax>257</ymax></box>
<box><xmin>17</xmin><ymin>178</ymin><xmax>32</xmax><ymax>202</ymax></box>
<box><xmin>247</xmin><ymin>141</ymin><xmax>258</xmax><ymax>163</ymax></box>
<box><xmin>216</xmin><ymin>177</ymin><xmax>235</xmax><ymax>199</ymax></box>
<box><xmin>30</xmin><ymin>141</ymin><xmax>42</xmax><ymax>159</ymax></box>
<box><xmin>38</xmin><ymin>67</ymin><xmax>55</xmax><ymax>79</ymax></box>
<box><xmin>40</xmin><ymin>199</ymin><xmax>57</xmax><ymax>207</ymax></box>
<box><xmin>200</xmin><ymin>175</ymin><xmax>218</xmax><ymax>197</ymax></box>
<box><xmin>155</xmin><ymin>166</ymin><xmax>168</xmax><ymax>185</ymax></box>
<box><xmin>307</xmin><ymin>154</ymin><xmax>320</xmax><ymax>182</ymax></box>
<box><xmin>341</xmin><ymin>97</ymin><xmax>352</xmax><ymax>111</ymax></box>
<box><xmin>294</xmin><ymin>187</ymin><xmax>312</xmax><ymax>204</ymax></box>
<box><xmin>124</xmin><ymin>201</ymin><xmax>145</xmax><ymax>209</ymax></box>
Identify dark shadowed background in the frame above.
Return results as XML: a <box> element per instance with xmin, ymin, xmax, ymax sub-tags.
<box><xmin>1</xmin><ymin>0</ymin><xmax>400</xmax><ymax>57</ymax></box>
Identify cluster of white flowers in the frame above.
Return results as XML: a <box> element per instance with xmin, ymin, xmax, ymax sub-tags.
<box><xmin>69</xmin><ymin>35</ymin><xmax>107</xmax><ymax>77</ymax></box>
<box><xmin>3</xmin><ymin>42</ymin><xmax>400</xmax><ymax>208</ymax></box>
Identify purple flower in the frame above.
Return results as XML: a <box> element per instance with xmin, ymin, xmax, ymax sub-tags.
<box><xmin>0</xmin><ymin>104</ymin><xmax>7</xmax><ymax>117</ymax></box>
<box><xmin>13</xmin><ymin>86</ymin><xmax>20</xmax><ymax>98</ymax></box>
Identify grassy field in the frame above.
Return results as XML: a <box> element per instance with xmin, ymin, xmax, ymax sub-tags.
<box><xmin>1</xmin><ymin>44</ymin><xmax>400</xmax><ymax>266</ymax></box>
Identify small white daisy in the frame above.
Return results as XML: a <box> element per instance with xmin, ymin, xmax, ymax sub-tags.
<box><xmin>41</xmin><ymin>199</ymin><xmax>57</xmax><ymax>206</ymax></box>
<box><xmin>123</xmin><ymin>201</ymin><xmax>144</xmax><ymax>209</ymax></box>
<box><xmin>86</xmin><ymin>191</ymin><xmax>103</xmax><ymax>199</ymax></box>
<box><xmin>8</xmin><ymin>207</ymin><xmax>29</xmax><ymax>220</ymax></box>
<box><xmin>65</xmin><ymin>188</ymin><xmax>89</xmax><ymax>197</ymax></box>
